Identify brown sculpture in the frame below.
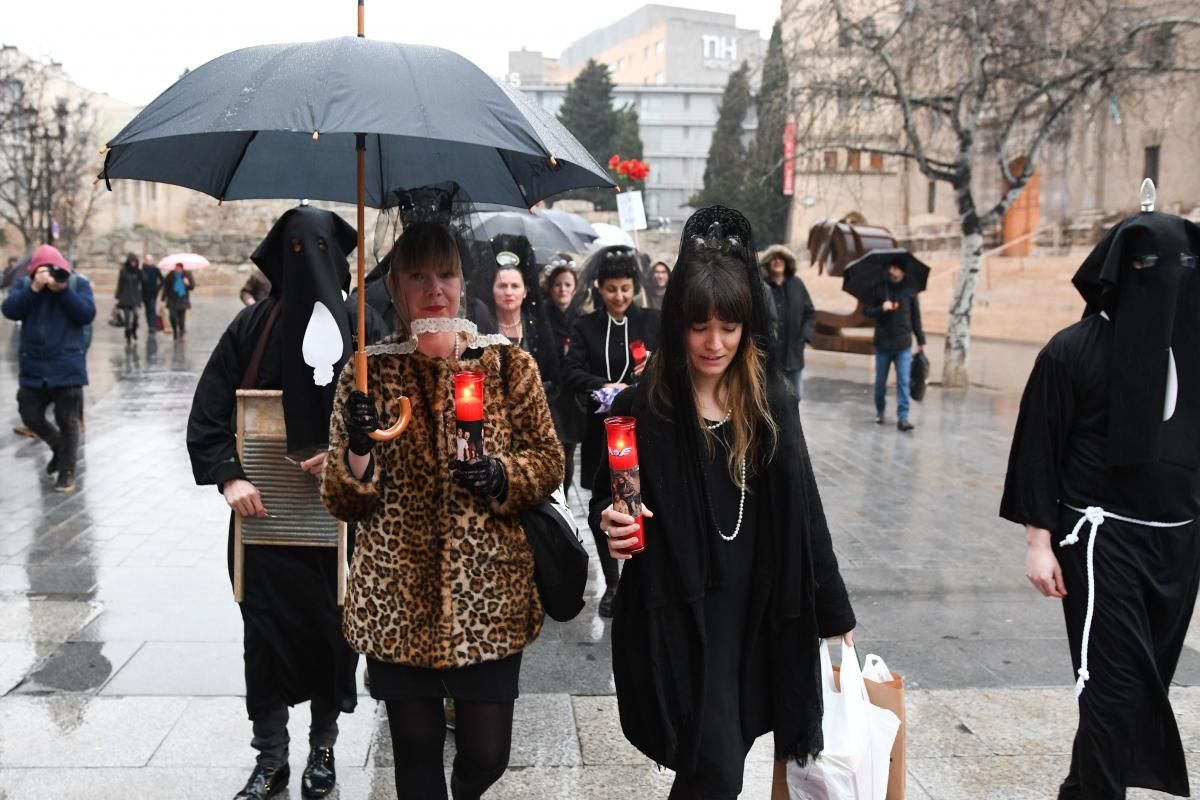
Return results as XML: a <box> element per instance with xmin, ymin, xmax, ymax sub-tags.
<box><xmin>805</xmin><ymin>215</ymin><xmax>899</xmax><ymax>355</ymax></box>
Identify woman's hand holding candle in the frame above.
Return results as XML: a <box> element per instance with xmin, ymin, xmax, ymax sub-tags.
<box><xmin>603</xmin><ymin>503</ymin><xmax>654</xmax><ymax>561</ymax></box>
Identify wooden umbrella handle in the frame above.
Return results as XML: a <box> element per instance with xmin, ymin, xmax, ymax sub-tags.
<box><xmin>354</xmin><ymin>129</ymin><xmax>412</xmax><ymax>442</ymax></box>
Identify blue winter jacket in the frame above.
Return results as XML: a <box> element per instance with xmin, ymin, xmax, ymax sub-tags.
<box><xmin>1</xmin><ymin>274</ymin><xmax>96</xmax><ymax>388</ymax></box>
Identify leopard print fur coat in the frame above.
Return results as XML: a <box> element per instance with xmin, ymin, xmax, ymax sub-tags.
<box><xmin>322</xmin><ymin>341</ymin><xmax>564</xmax><ymax>668</ymax></box>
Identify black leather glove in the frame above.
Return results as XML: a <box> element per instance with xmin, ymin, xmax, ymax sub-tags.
<box><xmin>453</xmin><ymin>456</ymin><xmax>507</xmax><ymax>501</ymax></box>
<box><xmin>344</xmin><ymin>390</ymin><xmax>380</xmax><ymax>456</ymax></box>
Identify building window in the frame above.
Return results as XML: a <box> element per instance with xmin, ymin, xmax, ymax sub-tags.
<box><xmin>655</xmin><ymin>72</ymin><xmax>665</xmax><ymax>85</ymax></box>
<box><xmin>824</xmin><ymin>150</ymin><xmax>839</xmax><ymax>171</ymax></box>
<box><xmin>644</xmin><ymin>46</ymin><xmax>650</xmax><ymax>59</ymax></box>
<box><xmin>836</xmin><ymin>92</ymin><xmax>851</xmax><ymax>114</ymax></box>
<box><xmin>682</xmin><ymin>126</ymin><xmax>690</xmax><ymax>139</ymax></box>
<box><xmin>860</xmin><ymin>92</ymin><xmax>874</xmax><ymax>112</ymax></box>
<box><xmin>656</xmin><ymin>40</ymin><xmax>665</xmax><ymax>55</ymax></box>
<box><xmin>869</xmin><ymin>152</ymin><xmax>884</xmax><ymax>170</ymax></box>
<box><xmin>862</xmin><ymin>18</ymin><xmax>877</xmax><ymax>40</ymax></box>
<box><xmin>927</xmin><ymin>180</ymin><xmax>937</xmax><ymax>213</ymax></box>
<box><xmin>847</xmin><ymin>149</ymin><xmax>862</xmax><ymax>171</ymax></box>
<box><xmin>1144</xmin><ymin>145</ymin><xmax>1161</xmax><ymax>189</ymax></box>
<box><xmin>683</xmin><ymin>94</ymin><xmax>690</xmax><ymax>111</ymax></box>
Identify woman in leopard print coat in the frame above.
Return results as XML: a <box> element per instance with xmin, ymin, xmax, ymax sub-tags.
<box><xmin>321</xmin><ymin>220</ymin><xmax>563</xmax><ymax>800</ymax></box>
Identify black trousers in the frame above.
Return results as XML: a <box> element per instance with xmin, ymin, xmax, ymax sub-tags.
<box><xmin>17</xmin><ymin>385</ymin><xmax>83</xmax><ymax>473</ymax></box>
<box><xmin>119</xmin><ymin>304</ymin><xmax>138</xmax><ymax>339</ymax></box>
<box><xmin>1056</xmin><ymin>511</ymin><xmax>1200</xmax><ymax>799</ymax></box>
<box><xmin>169</xmin><ymin>307</ymin><xmax>187</xmax><ymax>338</ymax></box>
<box><xmin>142</xmin><ymin>295</ymin><xmax>157</xmax><ymax>329</ymax></box>
<box><xmin>251</xmin><ymin>698</ymin><xmax>340</xmax><ymax>768</ymax></box>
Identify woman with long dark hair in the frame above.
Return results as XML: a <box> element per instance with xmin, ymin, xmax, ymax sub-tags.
<box><xmin>594</xmin><ymin>207</ymin><xmax>856</xmax><ymax>799</ymax></box>
<box><xmin>543</xmin><ymin>261</ymin><xmax>586</xmax><ymax>495</ymax></box>
<box><xmin>562</xmin><ymin>245</ymin><xmax>661</xmax><ymax>617</ymax></box>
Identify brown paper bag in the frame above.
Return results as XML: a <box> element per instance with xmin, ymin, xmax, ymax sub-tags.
<box><xmin>768</xmin><ymin>667</ymin><xmax>906</xmax><ymax>800</ymax></box>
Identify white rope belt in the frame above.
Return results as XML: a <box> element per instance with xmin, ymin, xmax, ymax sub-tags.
<box><xmin>1061</xmin><ymin>503</ymin><xmax>1193</xmax><ymax>698</ymax></box>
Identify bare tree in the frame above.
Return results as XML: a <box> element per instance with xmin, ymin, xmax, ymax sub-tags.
<box><xmin>0</xmin><ymin>49</ymin><xmax>101</xmax><ymax>257</ymax></box>
<box><xmin>784</xmin><ymin>0</ymin><xmax>1200</xmax><ymax>387</ymax></box>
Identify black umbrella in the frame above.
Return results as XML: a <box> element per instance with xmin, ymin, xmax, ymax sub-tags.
<box><xmin>841</xmin><ymin>248</ymin><xmax>932</xmax><ymax>304</ymax></box>
<box><xmin>100</xmin><ymin>37</ymin><xmax>611</xmax><ymax>208</ymax></box>
<box><xmin>99</xmin><ymin>12</ymin><xmax>614</xmax><ymax>442</ymax></box>
<box><xmin>536</xmin><ymin>208</ymin><xmax>598</xmax><ymax>247</ymax></box>
<box><xmin>472</xmin><ymin>210</ymin><xmax>588</xmax><ymax>257</ymax></box>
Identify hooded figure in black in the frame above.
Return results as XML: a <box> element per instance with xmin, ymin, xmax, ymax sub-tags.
<box><xmin>590</xmin><ymin>207</ymin><xmax>855</xmax><ymax>797</ymax></box>
<box><xmin>1001</xmin><ymin>202</ymin><xmax>1200</xmax><ymax>800</ymax></box>
<box><xmin>186</xmin><ymin>206</ymin><xmax>388</xmax><ymax>800</ymax></box>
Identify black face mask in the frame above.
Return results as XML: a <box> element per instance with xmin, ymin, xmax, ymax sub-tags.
<box><xmin>1073</xmin><ymin>211</ymin><xmax>1200</xmax><ymax>467</ymax></box>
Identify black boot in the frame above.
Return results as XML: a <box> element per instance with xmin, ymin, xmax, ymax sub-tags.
<box><xmin>233</xmin><ymin>763</ymin><xmax>289</xmax><ymax>799</ymax></box>
<box><xmin>301</xmin><ymin>747</ymin><xmax>336</xmax><ymax>798</ymax></box>
<box><xmin>598</xmin><ymin>585</ymin><xmax>618</xmax><ymax>618</ymax></box>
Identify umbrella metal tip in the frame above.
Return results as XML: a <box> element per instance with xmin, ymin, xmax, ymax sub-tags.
<box><xmin>312</xmin><ymin>130</ymin><xmax>319</xmax><ymax>141</ymax></box>
<box><xmin>549</xmin><ymin>156</ymin><xmax>558</xmax><ymax>167</ymax></box>
<box><xmin>98</xmin><ymin>145</ymin><xmax>108</xmax><ymax>155</ymax></box>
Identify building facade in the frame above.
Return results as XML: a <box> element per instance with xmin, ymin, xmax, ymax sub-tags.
<box><xmin>508</xmin><ymin>4</ymin><xmax>767</xmax><ymax>222</ymax></box>
<box><xmin>779</xmin><ymin>1</ymin><xmax>1200</xmax><ymax>251</ymax></box>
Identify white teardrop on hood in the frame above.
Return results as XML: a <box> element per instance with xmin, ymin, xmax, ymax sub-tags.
<box><xmin>1164</xmin><ymin>347</ymin><xmax>1178</xmax><ymax>422</ymax></box>
<box><xmin>302</xmin><ymin>301</ymin><xmax>342</xmax><ymax>386</ymax></box>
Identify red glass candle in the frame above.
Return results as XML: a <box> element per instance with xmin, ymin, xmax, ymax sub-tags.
<box><xmin>454</xmin><ymin>370</ymin><xmax>485</xmax><ymax>461</ymax></box>
<box><xmin>604</xmin><ymin>416</ymin><xmax>645</xmax><ymax>554</ymax></box>
<box><xmin>630</xmin><ymin>339</ymin><xmax>647</xmax><ymax>365</ymax></box>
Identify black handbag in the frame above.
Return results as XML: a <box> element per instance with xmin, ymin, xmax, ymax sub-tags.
<box><xmin>910</xmin><ymin>350</ymin><xmax>930</xmax><ymax>402</ymax></box>
<box><xmin>499</xmin><ymin>346</ymin><xmax>589</xmax><ymax>621</ymax></box>
<box><xmin>520</xmin><ymin>488</ymin><xmax>589</xmax><ymax>622</ymax></box>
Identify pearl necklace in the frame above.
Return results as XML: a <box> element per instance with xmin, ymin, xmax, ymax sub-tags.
<box><xmin>604</xmin><ymin>313</ymin><xmax>631</xmax><ymax>383</ymax></box>
<box><xmin>705</xmin><ymin>412</ymin><xmax>746</xmax><ymax>541</ymax></box>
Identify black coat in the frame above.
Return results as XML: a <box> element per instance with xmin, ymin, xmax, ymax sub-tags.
<box><xmin>767</xmin><ymin>275</ymin><xmax>816</xmax><ymax>371</ymax></box>
<box><xmin>589</xmin><ymin>380</ymin><xmax>856</xmax><ymax>771</ymax></box>
<box><xmin>546</xmin><ymin>301</ymin><xmax>586</xmax><ymax>444</ymax></box>
<box><xmin>186</xmin><ymin>297</ymin><xmax>387</xmax><ymax>718</ymax></box>
<box><xmin>561</xmin><ymin>305</ymin><xmax>661</xmax><ymax>489</ymax></box>
<box><xmin>115</xmin><ymin>266</ymin><xmax>142</xmax><ymax>308</ymax></box>
<box><xmin>864</xmin><ymin>281</ymin><xmax>925</xmax><ymax>352</ymax></box>
<box><xmin>140</xmin><ymin>265</ymin><xmax>163</xmax><ymax>302</ymax></box>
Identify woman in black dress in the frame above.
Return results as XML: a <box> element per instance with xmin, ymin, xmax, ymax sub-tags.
<box><xmin>562</xmin><ymin>246</ymin><xmax>661</xmax><ymax>616</ymax></box>
<box><xmin>543</xmin><ymin>262</ymin><xmax>586</xmax><ymax>494</ymax></box>
<box><xmin>594</xmin><ymin>206</ymin><xmax>856</xmax><ymax>799</ymax></box>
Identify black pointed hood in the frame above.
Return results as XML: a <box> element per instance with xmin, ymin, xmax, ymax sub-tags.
<box><xmin>1072</xmin><ymin>210</ymin><xmax>1200</xmax><ymax>467</ymax></box>
<box><xmin>250</xmin><ymin>206</ymin><xmax>358</xmax><ymax>458</ymax></box>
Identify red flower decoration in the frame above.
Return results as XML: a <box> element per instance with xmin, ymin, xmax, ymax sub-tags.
<box><xmin>608</xmin><ymin>154</ymin><xmax>621</xmax><ymax>170</ymax></box>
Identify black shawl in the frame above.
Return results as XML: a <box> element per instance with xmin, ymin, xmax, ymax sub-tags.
<box><xmin>590</xmin><ymin>379</ymin><xmax>856</xmax><ymax>770</ymax></box>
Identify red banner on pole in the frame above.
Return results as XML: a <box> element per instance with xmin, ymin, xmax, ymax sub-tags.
<box><xmin>782</xmin><ymin>112</ymin><xmax>796</xmax><ymax>196</ymax></box>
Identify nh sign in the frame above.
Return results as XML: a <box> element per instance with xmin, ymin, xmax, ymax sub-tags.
<box><xmin>701</xmin><ymin>35</ymin><xmax>738</xmax><ymax>65</ymax></box>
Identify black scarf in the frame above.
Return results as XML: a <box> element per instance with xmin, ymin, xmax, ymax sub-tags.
<box><xmin>1072</xmin><ymin>211</ymin><xmax>1200</xmax><ymax>467</ymax></box>
<box><xmin>250</xmin><ymin>206</ymin><xmax>358</xmax><ymax>458</ymax></box>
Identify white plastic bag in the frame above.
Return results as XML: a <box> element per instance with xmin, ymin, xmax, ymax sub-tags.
<box><xmin>787</xmin><ymin>642</ymin><xmax>901</xmax><ymax>800</ymax></box>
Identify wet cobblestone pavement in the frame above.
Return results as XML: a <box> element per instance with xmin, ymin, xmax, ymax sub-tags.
<box><xmin>1</xmin><ymin>294</ymin><xmax>1197</xmax><ymax>798</ymax></box>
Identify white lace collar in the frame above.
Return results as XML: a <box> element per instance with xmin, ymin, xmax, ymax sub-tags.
<box><xmin>364</xmin><ymin>317</ymin><xmax>511</xmax><ymax>356</ymax></box>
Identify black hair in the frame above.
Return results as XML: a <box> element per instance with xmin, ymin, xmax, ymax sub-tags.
<box><xmin>678</xmin><ymin>250</ymin><xmax>754</xmax><ymax>327</ymax></box>
<box><xmin>595</xmin><ymin>247</ymin><xmax>640</xmax><ymax>290</ymax></box>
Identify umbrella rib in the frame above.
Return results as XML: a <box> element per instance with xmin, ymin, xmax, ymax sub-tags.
<box><xmin>218</xmin><ymin>131</ymin><xmax>260</xmax><ymax>201</ymax></box>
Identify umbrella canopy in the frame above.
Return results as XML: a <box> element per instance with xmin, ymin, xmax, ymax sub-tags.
<box><xmin>590</xmin><ymin>223</ymin><xmax>635</xmax><ymax>249</ymax></box>
<box><xmin>158</xmin><ymin>252</ymin><xmax>210</xmax><ymax>271</ymax></box>
<box><xmin>101</xmin><ymin>37</ymin><xmax>613</xmax><ymax>208</ymax></box>
<box><xmin>841</xmin><ymin>248</ymin><xmax>931</xmax><ymax>303</ymax></box>
<box><xmin>536</xmin><ymin>208</ymin><xmax>598</xmax><ymax>246</ymax></box>
<box><xmin>471</xmin><ymin>210</ymin><xmax>589</xmax><ymax>257</ymax></box>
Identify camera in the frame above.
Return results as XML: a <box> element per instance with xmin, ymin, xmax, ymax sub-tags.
<box><xmin>49</xmin><ymin>266</ymin><xmax>70</xmax><ymax>283</ymax></box>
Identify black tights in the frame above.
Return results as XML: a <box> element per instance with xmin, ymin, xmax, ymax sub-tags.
<box><xmin>385</xmin><ymin>698</ymin><xmax>514</xmax><ymax>800</ymax></box>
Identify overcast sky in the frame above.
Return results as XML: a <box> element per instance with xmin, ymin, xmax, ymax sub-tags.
<box><xmin>6</xmin><ymin>0</ymin><xmax>780</xmax><ymax>106</ymax></box>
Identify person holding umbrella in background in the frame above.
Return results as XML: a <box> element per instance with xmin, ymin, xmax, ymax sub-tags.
<box><xmin>162</xmin><ymin>261</ymin><xmax>195</xmax><ymax>341</ymax></box>
<box><xmin>848</xmin><ymin>250</ymin><xmax>928</xmax><ymax>432</ymax></box>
